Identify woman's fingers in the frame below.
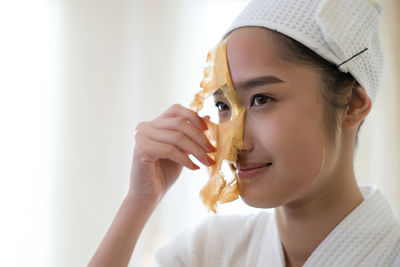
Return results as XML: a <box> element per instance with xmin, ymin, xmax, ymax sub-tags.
<box><xmin>134</xmin><ymin>104</ymin><xmax>216</xmax><ymax>170</ymax></box>
<box><xmin>135</xmin><ymin>132</ymin><xmax>199</xmax><ymax>170</ymax></box>
<box><xmin>152</xmin><ymin>117</ymin><xmax>215</xmax><ymax>154</ymax></box>
<box><xmin>136</xmin><ymin>120</ymin><xmax>215</xmax><ymax>167</ymax></box>
<box><xmin>143</xmin><ymin>127</ymin><xmax>215</xmax><ymax>167</ymax></box>
<box><xmin>159</xmin><ymin>104</ymin><xmax>208</xmax><ymax>131</ymax></box>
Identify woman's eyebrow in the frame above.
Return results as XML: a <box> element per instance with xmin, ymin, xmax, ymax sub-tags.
<box><xmin>235</xmin><ymin>75</ymin><xmax>284</xmax><ymax>90</ymax></box>
<box><xmin>212</xmin><ymin>75</ymin><xmax>284</xmax><ymax>96</ymax></box>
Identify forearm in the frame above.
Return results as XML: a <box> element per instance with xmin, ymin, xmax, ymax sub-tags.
<box><xmin>88</xmin><ymin>192</ymin><xmax>158</xmax><ymax>267</ymax></box>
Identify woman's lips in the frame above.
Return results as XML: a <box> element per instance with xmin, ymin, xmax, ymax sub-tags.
<box><xmin>236</xmin><ymin>162</ymin><xmax>272</xmax><ymax>180</ymax></box>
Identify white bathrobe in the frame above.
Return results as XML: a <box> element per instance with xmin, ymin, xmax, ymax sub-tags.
<box><xmin>150</xmin><ymin>186</ymin><xmax>400</xmax><ymax>266</ymax></box>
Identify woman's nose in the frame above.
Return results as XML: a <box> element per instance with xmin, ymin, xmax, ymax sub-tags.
<box><xmin>240</xmin><ymin>115</ymin><xmax>254</xmax><ymax>152</ymax></box>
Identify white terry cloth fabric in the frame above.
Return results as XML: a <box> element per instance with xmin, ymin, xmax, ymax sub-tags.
<box><xmin>150</xmin><ymin>185</ymin><xmax>400</xmax><ymax>267</ymax></box>
<box><xmin>223</xmin><ymin>0</ymin><xmax>384</xmax><ymax>103</ymax></box>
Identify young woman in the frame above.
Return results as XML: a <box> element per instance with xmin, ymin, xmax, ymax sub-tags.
<box><xmin>88</xmin><ymin>0</ymin><xmax>400</xmax><ymax>266</ymax></box>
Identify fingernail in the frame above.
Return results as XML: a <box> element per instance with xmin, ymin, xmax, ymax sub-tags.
<box><xmin>192</xmin><ymin>163</ymin><xmax>200</xmax><ymax>170</ymax></box>
<box><xmin>207</xmin><ymin>157</ymin><xmax>216</xmax><ymax>166</ymax></box>
<box><xmin>201</xmin><ymin>121</ymin><xmax>208</xmax><ymax>131</ymax></box>
<box><xmin>207</xmin><ymin>143</ymin><xmax>216</xmax><ymax>152</ymax></box>
<box><xmin>199</xmin><ymin>116</ymin><xmax>209</xmax><ymax>130</ymax></box>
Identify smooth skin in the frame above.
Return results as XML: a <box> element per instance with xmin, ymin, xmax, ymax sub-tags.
<box><xmin>88</xmin><ymin>27</ymin><xmax>372</xmax><ymax>267</ymax></box>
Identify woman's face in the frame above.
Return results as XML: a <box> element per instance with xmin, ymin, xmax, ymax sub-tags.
<box><xmin>225</xmin><ymin>27</ymin><xmax>328</xmax><ymax>208</ymax></box>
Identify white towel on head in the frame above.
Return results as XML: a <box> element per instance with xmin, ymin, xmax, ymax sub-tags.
<box><xmin>223</xmin><ymin>0</ymin><xmax>383</xmax><ymax>103</ymax></box>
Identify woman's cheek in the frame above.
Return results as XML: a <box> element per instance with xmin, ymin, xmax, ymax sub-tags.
<box><xmin>269</xmin><ymin>110</ymin><xmax>325</xmax><ymax>187</ymax></box>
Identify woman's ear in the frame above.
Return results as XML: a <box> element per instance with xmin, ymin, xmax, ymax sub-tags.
<box><xmin>342</xmin><ymin>84</ymin><xmax>372</xmax><ymax>129</ymax></box>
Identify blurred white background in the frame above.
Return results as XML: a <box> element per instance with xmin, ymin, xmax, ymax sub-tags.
<box><xmin>0</xmin><ymin>0</ymin><xmax>398</xmax><ymax>266</ymax></box>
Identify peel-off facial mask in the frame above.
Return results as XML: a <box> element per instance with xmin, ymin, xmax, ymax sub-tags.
<box><xmin>190</xmin><ymin>38</ymin><xmax>245</xmax><ymax>213</ymax></box>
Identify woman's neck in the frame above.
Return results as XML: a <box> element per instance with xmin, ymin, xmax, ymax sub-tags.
<box><xmin>274</xmin><ymin>172</ymin><xmax>363</xmax><ymax>267</ymax></box>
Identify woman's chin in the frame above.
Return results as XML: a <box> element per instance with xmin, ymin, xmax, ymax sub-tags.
<box><xmin>238</xmin><ymin>179</ymin><xmax>280</xmax><ymax>208</ymax></box>
<box><xmin>239</xmin><ymin>191</ymin><xmax>283</xmax><ymax>209</ymax></box>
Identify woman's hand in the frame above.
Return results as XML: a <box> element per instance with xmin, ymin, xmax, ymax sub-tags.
<box><xmin>88</xmin><ymin>104</ymin><xmax>216</xmax><ymax>267</ymax></box>
<box><xmin>130</xmin><ymin>104</ymin><xmax>216</xmax><ymax>203</ymax></box>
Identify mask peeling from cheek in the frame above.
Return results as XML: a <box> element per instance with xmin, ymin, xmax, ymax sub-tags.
<box><xmin>190</xmin><ymin>38</ymin><xmax>245</xmax><ymax>213</ymax></box>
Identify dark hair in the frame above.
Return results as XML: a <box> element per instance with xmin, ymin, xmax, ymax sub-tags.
<box><xmin>267</xmin><ymin>29</ymin><xmax>364</xmax><ymax>148</ymax></box>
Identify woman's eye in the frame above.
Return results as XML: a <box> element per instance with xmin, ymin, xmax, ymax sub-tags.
<box><xmin>215</xmin><ymin>101</ymin><xmax>230</xmax><ymax>112</ymax></box>
<box><xmin>251</xmin><ymin>94</ymin><xmax>274</xmax><ymax>106</ymax></box>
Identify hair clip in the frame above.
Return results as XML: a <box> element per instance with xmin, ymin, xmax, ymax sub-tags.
<box><xmin>337</xmin><ymin>48</ymin><xmax>368</xmax><ymax>68</ymax></box>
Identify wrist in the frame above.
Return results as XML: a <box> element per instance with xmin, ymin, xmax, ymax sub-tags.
<box><xmin>125</xmin><ymin>189</ymin><xmax>162</xmax><ymax>211</ymax></box>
